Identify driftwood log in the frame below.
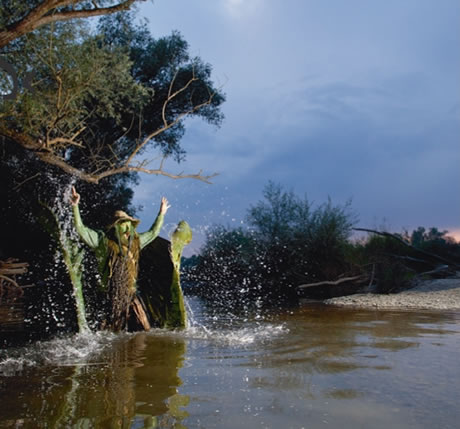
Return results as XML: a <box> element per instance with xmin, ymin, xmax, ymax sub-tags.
<box><xmin>416</xmin><ymin>265</ymin><xmax>457</xmax><ymax>279</ymax></box>
<box><xmin>0</xmin><ymin>259</ymin><xmax>29</xmax><ymax>301</ymax></box>
<box><xmin>297</xmin><ymin>274</ymin><xmax>370</xmax><ymax>300</ymax></box>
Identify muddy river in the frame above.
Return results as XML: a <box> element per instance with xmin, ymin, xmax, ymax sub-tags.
<box><xmin>1</xmin><ymin>297</ymin><xmax>459</xmax><ymax>428</ymax></box>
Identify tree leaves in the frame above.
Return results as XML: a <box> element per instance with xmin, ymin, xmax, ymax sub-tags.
<box><xmin>1</xmin><ymin>8</ymin><xmax>224</xmax><ymax>182</ymax></box>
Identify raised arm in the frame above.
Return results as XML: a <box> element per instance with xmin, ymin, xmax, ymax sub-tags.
<box><xmin>139</xmin><ymin>197</ymin><xmax>170</xmax><ymax>249</ymax></box>
<box><xmin>70</xmin><ymin>186</ymin><xmax>100</xmax><ymax>249</ymax></box>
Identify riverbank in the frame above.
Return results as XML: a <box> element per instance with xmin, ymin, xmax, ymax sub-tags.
<box><xmin>325</xmin><ymin>274</ymin><xmax>460</xmax><ymax>311</ymax></box>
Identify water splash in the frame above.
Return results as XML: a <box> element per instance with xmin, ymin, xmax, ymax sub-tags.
<box><xmin>38</xmin><ymin>331</ymin><xmax>116</xmax><ymax>364</ymax></box>
<box><xmin>155</xmin><ymin>296</ymin><xmax>289</xmax><ymax>347</ymax></box>
<box><xmin>0</xmin><ymin>357</ymin><xmax>36</xmax><ymax>377</ymax></box>
<box><xmin>1</xmin><ymin>297</ymin><xmax>288</xmax><ymax>376</ymax></box>
<box><xmin>39</xmin><ymin>175</ymin><xmax>89</xmax><ymax>333</ymax></box>
<box><xmin>182</xmin><ymin>322</ymin><xmax>288</xmax><ymax>346</ymax></box>
<box><xmin>0</xmin><ymin>330</ymin><xmax>117</xmax><ymax>375</ymax></box>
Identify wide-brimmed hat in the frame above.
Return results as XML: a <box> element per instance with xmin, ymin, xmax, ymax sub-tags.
<box><xmin>108</xmin><ymin>210</ymin><xmax>140</xmax><ymax>229</ymax></box>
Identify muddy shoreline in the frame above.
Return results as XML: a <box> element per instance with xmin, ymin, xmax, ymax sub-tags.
<box><xmin>324</xmin><ymin>275</ymin><xmax>460</xmax><ymax>311</ymax></box>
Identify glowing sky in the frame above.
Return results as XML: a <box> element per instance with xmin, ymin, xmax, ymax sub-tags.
<box><xmin>132</xmin><ymin>0</ymin><xmax>460</xmax><ymax>252</ymax></box>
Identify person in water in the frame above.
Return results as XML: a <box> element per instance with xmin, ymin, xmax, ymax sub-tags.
<box><xmin>70</xmin><ymin>186</ymin><xmax>170</xmax><ymax>331</ymax></box>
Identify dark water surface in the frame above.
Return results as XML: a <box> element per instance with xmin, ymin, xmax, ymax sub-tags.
<box><xmin>1</xmin><ymin>298</ymin><xmax>459</xmax><ymax>428</ymax></box>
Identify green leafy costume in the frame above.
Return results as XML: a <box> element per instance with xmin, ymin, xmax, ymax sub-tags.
<box><xmin>72</xmin><ymin>204</ymin><xmax>164</xmax><ymax>331</ymax></box>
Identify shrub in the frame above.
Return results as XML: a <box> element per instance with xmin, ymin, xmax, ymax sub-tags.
<box><xmin>186</xmin><ymin>182</ymin><xmax>357</xmax><ymax>308</ymax></box>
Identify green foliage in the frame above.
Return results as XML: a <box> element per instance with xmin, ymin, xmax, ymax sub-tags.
<box><xmin>187</xmin><ymin>182</ymin><xmax>356</xmax><ymax>308</ymax></box>
<box><xmin>1</xmin><ymin>10</ymin><xmax>225</xmax><ymax>179</ymax></box>
<box><xmin>246</xmin><ymin>181</ymin><xmax>356</xmax><ymax>284</ymax></box>
<box><xmin>0</xmin><ymin>0</ymin><xmax>42</xmax><ymax>30</ymax></box>
<box><xmin>357</xmin><ymin>235</ymin><xmax>415</xmax><ymax>293</ymax></box>
<box><xmin>247</xmin><ymin>181</ymin><xmax>309</xmax><ymax>239</ymax></box>
<box><xmin>9</xmin><ymin>27</ymin><xmax>141</xmax><ymax>127</ymax></box>
<box><xmin>408</xmin><ymin>227</ymin><xmax>460</xmax><ymax>260</ymax></box>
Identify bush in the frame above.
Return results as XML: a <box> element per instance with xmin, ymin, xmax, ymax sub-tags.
<box><xmin>186</xmin><ymin>182</ymin><xmax>357</xmax><ymax>308</ymax></box>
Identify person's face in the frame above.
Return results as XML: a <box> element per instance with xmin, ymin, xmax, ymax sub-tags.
<box><xmin>117</xmin><ymin>221</ymin><xmax>132</xmax><ymax>245</ymax></box>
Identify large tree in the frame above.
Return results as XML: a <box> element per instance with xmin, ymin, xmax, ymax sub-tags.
<box><xmin>1</xmin><ymin>7</ymin><xmax>224</xmax><ymax>183</ymax></box>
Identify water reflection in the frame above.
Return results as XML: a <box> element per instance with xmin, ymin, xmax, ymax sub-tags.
<box><xmin>0</xmin><ymin>333</ymin><xmax>189</xmax><ymax>428</ymax></box>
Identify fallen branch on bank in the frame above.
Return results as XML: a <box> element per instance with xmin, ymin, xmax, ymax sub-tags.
<box><xmin>416</xmin><ymin>265</ymin><xmax>456</xmax><ymax>279</ymax></box>
<box><xmin>0</xmin><ymin>259</ymin><xmax>29</xmax><ymax>302</ymax></box>
<box><xmin>297</xmin><ymin>274</ymin><xmax>368</xmax><ymax>290</ymax></box>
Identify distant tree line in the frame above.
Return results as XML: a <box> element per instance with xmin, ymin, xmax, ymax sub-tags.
<box><xmin>184</xmin><ymin>182</ymin><xmax>460</xmax><ymax>311</ymax></box>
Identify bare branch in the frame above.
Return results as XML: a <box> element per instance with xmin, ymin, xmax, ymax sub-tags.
<box><xmin>10</xmin><ymin>142</ymin><xmax>217</xmax><ymax>184</ymax></box>
<box><xmin>127</xmin><ymin>82</ymin><xmax>216</xmax><ymax>165</ymax></box>
<box><xmin>0</xmin><ymin>274</ymin><xmax>21</xmax><ymax>289</ymax></box>
<box><xmin>13</xmin><ymin>172</ymin><xmax>42</xmax><ymax>190</ymax></box>
<box><xmin>162</xmin><ymin>68</ymin><xmax>198</xmax><ymax>127</ymax></box>
<box><xmin>298</xmin><ymin>275</ymin><xmax>368</xmax><ymax>290</ymax></box>
<box><xmin>47</xmin><ymin>137</ymin><xmax>84</xmax><ymax>148</ymax></box>
<box><xmin>128</xmin><ymin>165</ymin><xmax>218</xmax><ymax>184</ymax></box>
<box><xmin>70</xmin><ymin>126</ymin><xmax>86</xmax><ymax>141</ymax></box>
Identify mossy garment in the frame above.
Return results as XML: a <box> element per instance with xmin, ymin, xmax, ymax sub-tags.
<box><xmin>72</xmin><ymin>204</ymin><xmax>164</xmax><ymax>291</ymax></box>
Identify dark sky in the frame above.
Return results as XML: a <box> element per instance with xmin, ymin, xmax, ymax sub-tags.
<box><xmin>132</xmin><ymin>0</ymin><xmax>460</xmax><ymax>253</ymax></box>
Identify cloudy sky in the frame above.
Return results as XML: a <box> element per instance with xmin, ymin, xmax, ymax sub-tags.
<box><xmin>132</xmin><ymin>0</ymin><xmax>460</xmax><ymax>253</ymax></box>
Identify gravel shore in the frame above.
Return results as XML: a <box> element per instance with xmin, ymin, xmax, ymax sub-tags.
<box><xmin>324</xmin><ymin>275</ymin><xmax>460</xmax><ymax>311</ymax></box>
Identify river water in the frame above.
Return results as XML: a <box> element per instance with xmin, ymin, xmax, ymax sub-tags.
<box><xmin>1</xmin><ymin>297</ymin><xmax>459</xmax><ymax>428</ymax></box>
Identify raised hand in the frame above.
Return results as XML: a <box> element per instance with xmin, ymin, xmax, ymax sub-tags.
<box><xmin>70</xmin><ymin>186</ymin><xmax>80</xmax><ymax>206</ymax></box>
<box><xmin>160</xmin><ymin>196</ymin><xmax>170</xmax><ymax>215</ymax></box>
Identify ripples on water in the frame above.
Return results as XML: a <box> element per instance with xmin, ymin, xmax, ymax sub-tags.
<box><xmin>1</xmin><ymin>298</ymin><xmax>460</xmax><ymax>429</ymax></box>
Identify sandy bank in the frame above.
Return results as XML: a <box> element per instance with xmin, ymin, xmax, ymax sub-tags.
<box><xmin>324</xmin><ymin>275</ymin><xmax>460</xmax><ymax>311</ymax></box>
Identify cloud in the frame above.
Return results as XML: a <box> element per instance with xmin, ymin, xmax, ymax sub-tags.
<box><xmin>214</xmin><ymin>69</ymin><xmax>460</xmax><ymax>230</ymax></box>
